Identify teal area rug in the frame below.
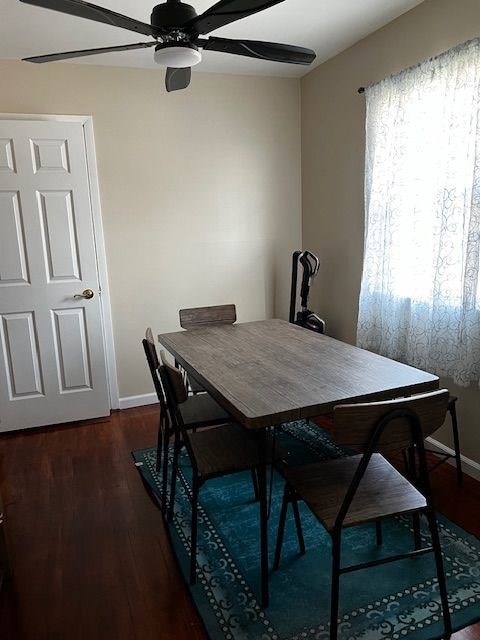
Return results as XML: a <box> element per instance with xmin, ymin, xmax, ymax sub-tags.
<box><xmin>132</xmin><ymin>421</ymin><xmax>480</xmax><ymax>640</ymax></box>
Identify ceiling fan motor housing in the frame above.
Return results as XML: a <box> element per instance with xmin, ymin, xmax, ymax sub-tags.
<box><xmin>151</xmin><ymin>0</ymin><xmax>198</xmax><ymax>29</ymax></box>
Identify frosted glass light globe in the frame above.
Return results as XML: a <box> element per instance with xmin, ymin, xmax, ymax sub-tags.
<box><xmin>154</xmin><ymin>45</ymin><xmax>202</xmax><ymax>68</ymax></box>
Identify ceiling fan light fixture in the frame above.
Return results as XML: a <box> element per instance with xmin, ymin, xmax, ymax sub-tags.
<box><xmin>20</xmin><ymin>0</ymin><xmax>317</xmax><ymax>93</ymax></box>
<box><xmin>154</xmin><ymin>43</ymin><xmax>202</xmax><ymax>68</ymax></box>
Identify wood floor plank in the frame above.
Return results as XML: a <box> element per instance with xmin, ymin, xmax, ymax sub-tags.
<box><xmin>0</xmin><ymin>406</ymin><xmax>478</xmax><ymax>640</ymax></box>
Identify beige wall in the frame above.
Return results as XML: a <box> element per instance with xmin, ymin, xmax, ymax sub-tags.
<box><xmin>301</xmin><ymin>0</ymin><xmax>480</xmax><ymax>465</ymax></box>
<box><xmin>0</xmin><ymin>60</ymin><xmax>302</xmax><ymax>399</ymax></box>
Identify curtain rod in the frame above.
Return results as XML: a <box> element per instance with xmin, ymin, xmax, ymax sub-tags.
<box><xmin>357</xmin><ymin>37</ymin><xmax>479</xmax><ymax>96</ymax></box>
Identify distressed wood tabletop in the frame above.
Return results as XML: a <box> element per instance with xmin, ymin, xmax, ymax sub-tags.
<box><xmin>158</xmin><ymin>319</ymin><xmax>439</xmax><ymax>429</ymax></box>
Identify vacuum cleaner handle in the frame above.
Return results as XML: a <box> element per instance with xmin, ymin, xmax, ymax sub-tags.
<box><xmin>289</xmin><ymin>250</ymin><xmax>303</xmax><ymax>323</ymax></box>
<box><xmin>302</xmin><ymin>251</ymin><xmax>320</xmax><ymax>278</ymax></box>
<box><xmin>299</xmin><ymin>251</ymin><xmax>320</xmax><ymax>309</ymax></box>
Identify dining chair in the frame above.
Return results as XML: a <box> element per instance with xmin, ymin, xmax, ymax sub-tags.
<box><xmin>158</xmin><ymin>349</ymin><xmax>292</xmax><ymax>586</ymax></box>
<box><xmin>179</xmin><ymin>303</ymin><xmax>237</xmax><ymax>329</ymax></box>
<box><xmin>142</xmin><ymin>328</ymin><xmax>167</xmax><ymax>471</ymax></box>
<box><xmin>178</xmin><ymin>304</ymin><xmax>237</xmax><ymax>394</ymax></box>
<box><xmin>273</xmin><ymin>389</ymin><xmax>452</xmax><ymax>640</ymax></box>
<box><xmin>142</xmin><ymin>328</ymin><xmax>231</xmax><ymax>511</ymax></box>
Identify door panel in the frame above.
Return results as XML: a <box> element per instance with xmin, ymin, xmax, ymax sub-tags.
<box><xmin>0</xmin><ymin>139</ymin><xmax>16</xmax><ymax>173</ymax></box>
<box><xmin>51</xmin><ymin>307</ymin><xmax>92</xmax><ymax>392</ymax></box>
<box><xmin>0</xmin><ymin>119</ymin><xmax>110</xmax><ymax>431</ymax></box>
<box><xmin>30</xmin><ymin>138</ymin><xmax>70</xmax><ymax>174</ymax></box>
<box><xmin>1</xmin><ymin>311</ymin><xmax>43</xmax><ymax>399</ymax></box>
<box><xmin>38</xmin><ymin>190</ymin><xmax>81</xmax><ymax>282</ymax></box>
<box><xmin>0</xmin><ymin>190</ymin><xmax>30</xmax><ymax>285</ymax></box>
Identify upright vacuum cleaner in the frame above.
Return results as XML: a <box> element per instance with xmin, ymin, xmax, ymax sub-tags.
<box><xmin>289</xmin><ymin>250</ymin><xmax>326</xmax><ymax>334</ymax></box>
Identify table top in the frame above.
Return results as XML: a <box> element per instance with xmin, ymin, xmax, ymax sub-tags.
<box><xmin>158</xmin><ymin>319</ymin><xmax>439</xmax><ymax>429</ymax></box>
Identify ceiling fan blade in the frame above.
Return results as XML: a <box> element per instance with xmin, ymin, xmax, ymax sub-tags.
<box><xmin>23</xmin><ymin>41</ymin><xmax>157</xmax><ymax>63</ymax></box>
<box><xmin>165</xmin><ymin>67</ymin><xmax>192</xmax><ymax>92</ymax></box>
<box><xmin>200</xmin><ymin>37</ymin><xmax>316</xmax><ymax>65</ymax></box>
<box><xmin>19</xmin><ymin>0</ymin><xmax>159</xmax><ymax>37</ymax></box>
<box><xmin>186</xmin><ymin>0</ymin><xmax>286</xmax><ymax>36</ymax></box>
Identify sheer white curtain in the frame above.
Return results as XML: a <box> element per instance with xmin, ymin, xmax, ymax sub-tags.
<box><xmin>357</xmin><ymin>38</ymin><xmax>480</xmax><ymax>386</ymax></box>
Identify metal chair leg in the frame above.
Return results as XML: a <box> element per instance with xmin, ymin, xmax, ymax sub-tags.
<box><xmin>330</xmin><ymin>532</ymin><xmax>341</xmax><ymax>640</ymax></box>
<box><xmin>407</xmin><ymin>445</ymin><xmax>417</xmax><ymax>480</ymax></box>
<box><xmin>402</xmin><ymin>449</ymin><xmax>409</xmax><ymax>473</ymax></box>
<box><xmin>425</xmin><ymin>506</ymin><xmax>452</xmax><ymax>635</ymax></box>
<box><xmin>406</xmin><ymin>446</ymin><xmax>422</xmax><ymax>550</ymax></box>
<box><xmin>156</xmin><ymin>416</ymin><xmax>163</xmax><ymax>474</ymax></box>
<box><xmin>273</xmin><ymin>485</ymin><xmax>289</xmax><ymax>570</ymax></box>
<box><xmin>412</xmin><ymin>513</ymin><xmax>422</xmax><ymax>550</ymax></box>
<box><xmin>251</xmin><ymin>469</ymin><xmax>260</xmax><ymax>502</ymax></box>
<box><xmin>190</xmin><ymin>476</ymin><xmax>200</xmax><ymax>585</ymax></box>
<box><xmin>161</xmin><ymin>427</ymin><xmax>170</xmax><ymax>513</ymax></box>
<box><xmin>449</xmin><ymin>400</ymin><xmax>463</xmax><ymax>486</ymax></box>
<box><xmin>292</xmin><ymin>498</ymin><xmax>306</xmax><ymax>555</ymax></box>
<box><xmin>375</xmin><ymin>520</ymin><xmax>383</xmax><ymax>546</ymax></box>
<box><xmin>167</xmin><ymin>433</ymin><xmax>181</xmax><ymax>522</ymax></box>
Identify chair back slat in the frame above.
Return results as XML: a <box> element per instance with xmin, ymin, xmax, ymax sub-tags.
<box><xmin>332</xmin><ymin>389</ymin><xmax>449</xmax><ymax>453</ymax></box>
<box><xmin>142</xmin><ymin>328</ymin><xmax>164</xmax><ymax>404</ymax></box>
<box><xmin>159</xmin><ymin>350</ymin><xmax>188</xmax><ymax>405</ymax></box>
<box><xmin>145</xmin><ymin>327</ymin><xmax>155</xmax><ymax>347</ymax></box>
<box><xmin>179</xmin><ymin>304</ymin><xmax>236</xmax><ymax>330</ymax></box>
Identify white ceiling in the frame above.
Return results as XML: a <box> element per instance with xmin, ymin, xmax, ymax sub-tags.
<box><xmin>2</xmin><ymin>0</ymin><xmax>424</xmax><ymax>77</ymax></box>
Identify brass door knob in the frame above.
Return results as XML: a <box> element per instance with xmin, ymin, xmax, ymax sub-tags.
<box><xmin>74</xmin><ymin>289</ymin><xmax>95</xmax><ymax>299</ymax></box>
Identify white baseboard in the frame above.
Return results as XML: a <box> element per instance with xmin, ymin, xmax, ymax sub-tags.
<box><xmin>119</xmin><ymin>393</ymin><xmax>157</xmax><ymax>410</ymax></box>
<box><xmin>426</xmin><ymin>436</ymin><xmax>480</xmax><ymax>482</ymax></box>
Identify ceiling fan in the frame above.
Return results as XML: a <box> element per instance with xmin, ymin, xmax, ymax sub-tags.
<box><xmin>20</xmin><ymin>0</ymin><xmax>317</xmax><ymax>91</ymax></box>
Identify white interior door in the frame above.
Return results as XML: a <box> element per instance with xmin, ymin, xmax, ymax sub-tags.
<box><xmin>0</xmin><ymin>118</ymin><xmax>111</xmax><ymax>432</ymax></box>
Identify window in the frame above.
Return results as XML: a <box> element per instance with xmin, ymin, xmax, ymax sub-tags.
<box><xmin>357</xmin><ymin>38</ymin><xmax>480</xmax><ymax>386</ymax></box>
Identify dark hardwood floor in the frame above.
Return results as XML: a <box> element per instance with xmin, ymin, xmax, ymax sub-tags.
<box><xmin>0</xmin><ymin>406</ymin><xmax>479</xmax><ymax>640</ymax></box>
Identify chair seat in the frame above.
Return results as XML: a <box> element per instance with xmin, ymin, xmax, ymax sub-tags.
<box><xmin>284</xmin><ymin>454</ymin><xmax>426</xmax><ymax>532</ymax></box>
<box><xmin>190</xmin><ymin>425</ymin><xmax>286</xmax><ymax>479</ymax></box>
<box><xmin>179</xmin><ymin>393</ymin><xmax>230</xmax><ymax>428</ymax></box>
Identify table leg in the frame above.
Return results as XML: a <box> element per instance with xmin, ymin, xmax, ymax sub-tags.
<box><xmin>256</xmin><ymin>427</ymin><xmax>269</xmax><ymax>607</ymax></box>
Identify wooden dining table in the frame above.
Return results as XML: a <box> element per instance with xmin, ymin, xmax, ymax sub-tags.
<box><xmin>158</xmin><ymin>318</ymin><xmax>439</xmax><ymax>606</ymax></box>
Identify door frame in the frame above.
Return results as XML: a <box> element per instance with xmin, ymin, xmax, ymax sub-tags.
<box><xmin>0</xmin><ymin>113</ymin><xmax>120</xmax><ymax>410</ymax></box>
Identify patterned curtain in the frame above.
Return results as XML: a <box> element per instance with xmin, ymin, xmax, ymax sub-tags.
<box><xmin>357</xmin><ymin>38</ymin><xmax>480</xmax><ymax>386</ymax></box>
